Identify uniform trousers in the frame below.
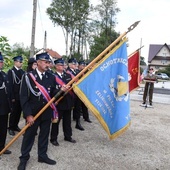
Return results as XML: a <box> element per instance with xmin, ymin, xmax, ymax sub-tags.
<box><xmin>50</xmin><ymin>109</ymin><xmax>72</xmax><ymax>141</ymax></box>
<box><xmin>9</xmin><ymin>100</ymin><xmax>22</xmax><ymax>130</ymax></box>
<box><xmin>81</xmin><ymin>102</ymin><xmax>89</xmax><ymax>120</ymax></box>
<box><xmin>0</xmin><ymin>114</ymin><xmax>8</xmax><ymax>150</ymax></box>
<box><xmin>19</xmin><ymin>117</ymin><xmax>51</xmax><ymax>162</ymax></box>
<box><xmin>143</xmin><ymin>82</ymin><xmax>154</xmax><ymax>103</ymax></box>
<box><xmin>73</xmin><ymin>97</ymin><xmax>82</xmax><ymax>120</ymax></box>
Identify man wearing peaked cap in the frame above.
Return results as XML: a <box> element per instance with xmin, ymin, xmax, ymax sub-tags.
<box><xmin>78</xmin><ymin>60</ymin><xmax>86</xmax><ymax>71</ymax></box>
<box><xmin>0</xmin><ymin>52</ymin><xmax>12</xmax><ymax>154</ymax></box>
<box><xmin>78</xmin><ymin>61</ymin><xmax>92</xmax><ymax>123</ymax></box>
<box><xmin>13</xmin><ymin>56</ymin><xmax>23</xmax><ymax>62</ymax></box>
<box><xmin>50</xmin><ymin>57</ymin><xmax>76</xmax><ymax>145</ymax></box>
<box><xmin>66</xmin><ymin>58</ymin><xmax>85</xmax><ymax>131</ymax></box>
<box><xmin>68</xmin><ymin>58</ymin><xmax>77</xmax><ymax>64</ymax></box>
<box><xmin>54</xmin><ymin>58</ymin><xmax>65</xmax><ymax>65</ymax></box>
<box><xmin>78</xmin><ymin>60</ymin><xmax>86</xmax><ymax>65</ymax></box>
<box><xmin>18</xmin><ymin>52</ymin><xmax>69</xmax><ymax>169</ymax></box>
<box><xmin>46</xmin><ymin>56</ymin><xmax>55</xmax><ymax>74</ymax></box>
<box><xmin>36</xmin><ymin>52</ymin><xmax>51</xmax><ymax>61</ymax></box>
<box><xmin>8</xmin><ymin>55</ymin><xmax>25</xmax><ymax>136</ymax></box>
<box><xmin>35</xmin><ymin>52</ymin><xmax>52</xmax><ymax>74</ymax></box>
<box><xmin>54</xmin><ymin>58</ymin><xmax>68</xmax><ymax>71</ymax></box>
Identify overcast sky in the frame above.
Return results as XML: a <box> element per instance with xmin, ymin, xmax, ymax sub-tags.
<box><xmin>1</xmin><ymin>0</ymin><xmax>170</xmax><ymax>62</ymax></box>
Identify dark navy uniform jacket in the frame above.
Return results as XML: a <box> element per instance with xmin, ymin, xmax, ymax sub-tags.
<box><xmin>20</xmin><ymin>69</ymin><xmax>59</xmax><ymax>120</ymax></box>
<box><xmin>54</xmin><ymin>72</ymin><xmax>74</xmax><ymax>110</ymax></box>
<box><xmin>0</xmin><ymin>71</ymin><xmax>11</xmax><ymax>115</ymax></box>
<box><xmin>66</xmin><ymin>67</ymin><xmax>78</xmax><ymax>77</ymax></box>
<box><xmin>7</xmin><ymin>67</ymin><xmax>25</xmax><ymax>100</ymax></box>
<box><xmin>66</xmin><ymin>67</ymin><xmax>80</xmax><ymax>97</ymax></box>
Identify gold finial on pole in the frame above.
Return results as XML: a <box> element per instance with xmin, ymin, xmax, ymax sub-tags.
<box><xmin>127</xmin><ymin>20</ymin><xmax>140</xmax><ymax>33</ymax></box>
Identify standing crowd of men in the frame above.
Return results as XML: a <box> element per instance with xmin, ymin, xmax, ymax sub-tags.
<box><xmin>0</xmin><ymin>52</ymin><xmax>92</xmax><ymax>170</ymax></box>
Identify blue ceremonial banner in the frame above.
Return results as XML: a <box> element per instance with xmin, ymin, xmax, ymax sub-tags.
<box><xmin>73</xmin><ymin>39</ymin><xmax>130</xmax><ymax>139</ymax></box>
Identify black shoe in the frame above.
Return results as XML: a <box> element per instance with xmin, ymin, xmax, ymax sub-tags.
<box><xmin>64</xmin><ymin>138</ymin><xmax>76</xmax><ymax>143</ymax></box>
<box><xmin>8</xmin><ymin>129</ymin><xmax>15</xmax><ymax>136</ymax></box>
<box><xmin>17</xmin><ymin>161</ymin><xmax>27</xmax><ymax>170</ymax></box>
<box><xmin>140</xmin><ymin>102</ymin><xmax>146</xmax><ymax>107</ymax></box>
<box><xmin>75</xmin><ymin>124</ymin><xmax>84</xmax><ymax>131</ymax></box>
<box><xmin>51</xmin><ymin>140</ymin><xmax>59</xmax><ymax>146</ymax></box>
<box><xmin>3</xmin><ymin>150</ymin><xmax>12</xmax><ymax>154</ymax></box>
<box><xmin>84</xmin><ymin>119</ymin><xmax>92</xmax><ymax>123</ymax></box>
<box><xmin>14</xmin><ymin>127</ymin><xmax>21</xmax><ymax>132</ymax></box>
<box><xmin>38</xmin><ymin>157</ymin><xmax>56</xmax><ymax>165</ymax></box>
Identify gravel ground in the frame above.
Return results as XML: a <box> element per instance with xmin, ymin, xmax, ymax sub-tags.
<box><xmin>0</xmin><ymin>100</ymin><xmax>170</xmax><ymax>170</ymax></box>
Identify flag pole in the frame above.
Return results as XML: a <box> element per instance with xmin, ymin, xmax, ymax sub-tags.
<box><xmin>0</xmin><ymin>21</ymin><xmax>140</xmax><ymax>156</ymax></box>
<box><xmin>128</xmin><ymin>45</ymin><xmax>144</xmax><ymax>58</ymax></box>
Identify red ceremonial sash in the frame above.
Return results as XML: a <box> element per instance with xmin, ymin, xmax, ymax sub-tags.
<box><xmin>29</xmin><ymin>73</ymin><xmax>58</xmax><ymax>119</ymax></box>
<box><xmin>55</xmin><ymin>75</ymin><xmax>74</xmax><ymax>97</ymax></box>
<box><xmin>66</xmin><ymin>70</ymin><xmax>79</xmax><ymax>83</ymax></box>
<box><xmin>66</xmin><ymin>70</ymin><xmax>75</xmax><ymax>79</ymax></box>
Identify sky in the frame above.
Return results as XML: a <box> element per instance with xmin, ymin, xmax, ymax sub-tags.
<box><xmin>1</xmin><ymin>0</ymin><xmax>170</xmax><ymax>62</ymax></box>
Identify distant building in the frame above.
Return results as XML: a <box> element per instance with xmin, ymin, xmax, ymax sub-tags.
<box><xmin>34</xmin><ymin>48</ymin><xmax>62</xmax><ymax>59</ymax></box>
<box><xmin>148</xmin><ymin>43</ymin><xmax>170</xmax><ymax>71</ymax></box>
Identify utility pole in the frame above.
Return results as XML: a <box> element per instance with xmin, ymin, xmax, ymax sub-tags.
<box><xmin>43</xmin><ymin>31</ymin><xmax>47</xmax><ymax>50</ymax></box>
<box><xmin>30</xmin><ymin>0</ymin><xmax>37</xmax><ymax>58</ymax></box>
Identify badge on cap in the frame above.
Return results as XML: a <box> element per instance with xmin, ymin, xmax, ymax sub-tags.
<box><xmin>36</xmin><ymin>52</ymin><xmax>51</xmax><ymax>61</ymax></box>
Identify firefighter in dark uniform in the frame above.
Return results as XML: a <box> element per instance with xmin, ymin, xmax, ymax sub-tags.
<box><xmin>0</xmin><ymin>52</ymin><xmax>12</xmax><ymax>154</ymax></box>
<box><xmin>78</xmin><ymin>60</ymin><xmax>92</xmax><ymax>123</ymax></box>
<box><xmin>67</xmin><ymin>58</ymin><xmax>84</xmax><ymax>131</ymax></box>
<box><xmin>50</xmin><ymin>58</ymin><xmax>76</xmax><ymax>146</ymax></box>
<box><xmin>47</xmin><ymin>57</ymin><xmax>54</xmax><ymax>74</ymax></box>
<box><xmin>17</xmin><ymin>52</ymin><xmax>68</xmax><ymax>170</ymax></box>
<box><xmin>8</xmin><ymin>55</ymin><xmax>25</xmax><ymax>136</ymax></box>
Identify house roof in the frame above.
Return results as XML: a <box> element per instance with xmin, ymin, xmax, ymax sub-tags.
<box><xmin>46</xmin><ymin>49</ymin><xmax>62</xmax><ymax>59</ymax></box>
<box><xmin>148</xmin><ymin>43</ymin><xmax>170</xmax><ymax>62</ymax></box>
<box><xmin>34</xmin><ymin>48</ymin><xmax>62</xmax><ymax>59</ymax></box>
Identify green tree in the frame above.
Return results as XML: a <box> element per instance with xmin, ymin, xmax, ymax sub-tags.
<box><xmin>11</xmin><ymin>43</ymin><xmax>30</xmax><ymax>57</ymax></box>
<box><xmin>88</xmin><ymin>0</ymin><xmax>120</xmax><ymax>59</ymax></box>
<box><xmin>11</xmin><ymin>43</ymin><xmax>31</xmax><ymax>71</ymax></box>
<box><xmin>0</xmin><ymin>36</ymin><xmax>31</xmax><ymax>72</ymax></box>
<box><xmin>94</xmin><ymin>0</ymin><xmax>120</xmax><ymax>45</ymax></box>
<box><xmin>0</xmin><ymin>36</ymin><xmax>11</xmax><ymax>56</ymax></box>
<box><xmin>140</xmin><ymin>56</ymin><xmax>146</xmax><ymax>66</ymax></box>
<box><xmin>89</xmin><ymin>28</ymin><xmax>119</xmax><ymax>59</ymax></box>
<box><xmin>0</xmin><ymin>36</ymin><xmax>12</xmax><ymax>72</ymax></box>
<box><xmin>46</xmin><ymin>0</ymin><xmax>91</xmax><ymax>58</ymax></box>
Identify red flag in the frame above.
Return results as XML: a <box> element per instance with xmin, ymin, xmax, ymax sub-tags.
<box><xmin>128</xmin><ymin>50</ymin><xmax>140</xmax><ymax>92</ymax></box>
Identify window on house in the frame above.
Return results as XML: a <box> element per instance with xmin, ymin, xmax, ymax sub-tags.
<box><xmin>162</xmin><ymin>52</ymin><xmax>167</xmax><ymax>57</ymax></box>
<box><xmin>161</xmin><ymin>60</ymin><xmax>167</xmax><ymax>64</ymax></box>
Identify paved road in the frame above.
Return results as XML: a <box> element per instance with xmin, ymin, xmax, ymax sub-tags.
<box><xmin>154</xmin><ymin>81</ymin><xmax>170</xmax><ymax>90</ymax></box>
<box><xmin>138</xmin><ymin>81</ymin><xmax>170</xmax><ymax>94</ymax></box>
<box><xmin>130</xmin><ymin>81</ymin><xmax>170</xmax><ymax>104</ymax></box>
<box><xmin>154</xmin><ymin>88</ymin><xmax>170</xmax><ymax>94</ymax></box>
